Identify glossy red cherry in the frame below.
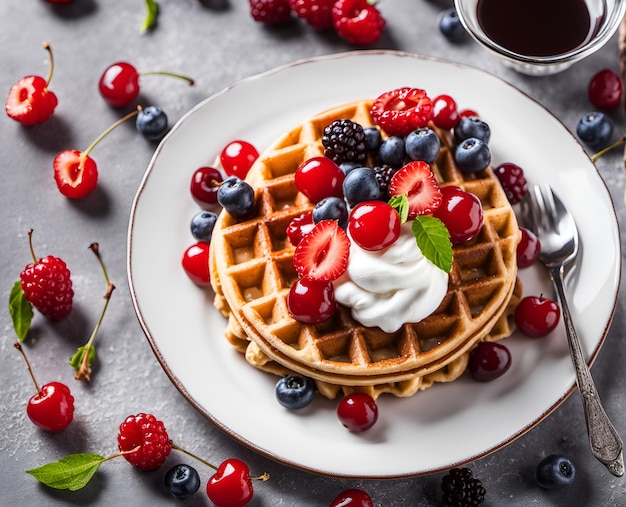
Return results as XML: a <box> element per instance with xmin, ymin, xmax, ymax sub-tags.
<box><xmin>330</xmin><ymin>488</ymin><xmax>374</xmax><ymax>507</ymax></box>
<box><xmin>432</xmin><ymin>94</ymin><xmax>460</xmax><ymax>129</ymax></box>
<box><xmin>517</xmin><ymin>227</ymin><xmax>541</xmax><ymax>268</ymax></box>
<box><xmin>182</xmin><ymin>242</ymin><xmax>210</xmax><ymax>286</ymax></box>
<box><xmin>515</xmin><ymin>295</ymin><xmax>560</xmax><ymax>337</ymax></box>
<box><xmin>337</xmin><ymin>392</ymin><xmax>378</xmax><ymax>432</ymax></box>
<box><xmin>206</xmin><ymin>458</ymin><xmax>253</xmax><ymax>507</ymax></box>
<box><xmin>287</xmin><ymin>277</ymin><xmax>336</xmax><ymax>323</ymax></box>
<box><xmin>190</xmin><ymin>166</ymin><xmax>223</xmax><ymax>208</ymax></box>
<box><xmin>295</xmin><ymin>156</ymin><xmax>345</xmax><ymax>203</ymax></box>
<box><xmin>14</xmin><ymin>343</ymin><xmax>74</xmax><ymax>432</ymax></box>
<box><xmin>220</xmin><ymin>140</ymin><xmax>259</xmax><ymax>179</ymax></box>
<box><xmin>54</xmin><ymin>109</ymin><xmax>139</xmax><ymax>198</ymax></box>
<box><xmin>588</xmin><ymin>69</ymin><xmax>623</xmax><ymax>110</ymax></box>
<box><xmin>5</xmin><ymin>42</ymin><xmax>58</xmax><ymax>126</ymax></box>
<box><xmin>286</xmin><ymin>211</ymin><xmax>315</xmax><ymax>246</ymax></box>
<box><xmin>469</xmin><ymin>341</ymin><xmax>512</xmax><ymax>382</ymax></box>
<box><xmin>433</xmin><ymin>185</ymin><xmax>483</xmax><ymax>243</ymax></box>
<box><xmin>459</xmin><ymin>109</ymin><xmax>479</xmax><ymax>118</ymax></box>
<box><xmin>348</xmin><ymin>200</ymin><xmax>400</xmax><ymax>251</ymax></box>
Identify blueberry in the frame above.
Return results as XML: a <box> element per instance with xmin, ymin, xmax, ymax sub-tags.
<box><xmin>536</xmin><ymin>455</ymin><xmax>576</xmax><ymax>489</ymax></box>
<box><xmin>164</xmin><ymin>464</ymin><xmax>200</xmax><ymax>499</ymax></box>
<box><xmin>379</xmin><ymin>136</ymin><xmax>406</xmax><ymax>167</ymax></box>
<box><xmin>136</xmin><ymin>106</ymin><xmax>168</xmax><ymax>141</ymax></box>
<box><xmin>275</xmin><ymin>375</ymin><xmax>316</xmax><ymax>409</ymax></box>
<box><xmin>405</xmin><ymin>127</ymin><xmax>441</xmax><ymax>163</ymax></box>
<box><xmin>217</xmin><ymin>176</ymin><xmax>255</xmax><ymax>220</ymax></box>
<box><xmin>313</xmin><ymin>196</ymin><xmax>348</xmax><ymax>229</ymax></box>
<box><xmin>454</xmin><ymin>116</ymin><xmax>491</xmax><ymax>144</ymax></box>
<box><xmin>342</xmin><ymin>167</ymin><xmax>384</xmax><ymax>207</ymax></box>
<box><xmin>439</xmin><ymin>8</ymin><xmax>466</xmax><ymax>43</ymax></box>
<box><xmin>576</xmin><ymin>111</ymin><xmax>613</xmax><ymax>148</ymax></box>
<box><xmin>339</xmin><ymin>161</ymin><xmax>361</xmax><ymax>176</ymax></box>
<box><xmin>190</xmin><ymin>210</ymin><xmax>217</xmax><ymax>242</ymax></box>
<box><xmin>455</xmin><ymin>137</ymin><xmax>491</xmax><ymax>173</ymax></box>
<box><xmin>364</xmin><ymin>126</ymin><xmax>383</xmax><ymax>151</ymax></box>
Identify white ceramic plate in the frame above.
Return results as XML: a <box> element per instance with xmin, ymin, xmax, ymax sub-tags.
<box><xmin>127</xmin><ymin>51</ymin><xmax>620</xmax><ymax>478</ymax></box>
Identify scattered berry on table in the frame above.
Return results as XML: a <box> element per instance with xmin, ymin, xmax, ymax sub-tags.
<box><xmin>190</xmin><ymin>211</ymin><xmax>218</xmax><ymax>243</ymax></box>
<box><xmin>322</xmin><ymin>119</ymin><xmax>367</xmax><ymax>166</ymax></box>
<box><xmin>295</xmin><ymin>156</ymin><xmax>345</xmax><ymax>202</ymax></box>
<box><xmin>5</xmin><ymin>42</ymin><xmax>57</xmax><ymax>126</ymax></box>
<box><xmin>405</xmin><ymin>127</ymin><xmax>442</xmax><ymax>164</ymax></box>
<box><xmin>432</xmin><ymin>94</ymin><xmax>461</xmax><ymax>129</ymax></box>
<box><xmin>378</xmin><ymin>135</ymin><xmax>407</xmax><ymax>168</ymax></box>
<box><xmin>535</xmin><ymin>454</ymin><xmax>576</xmax><ymax>489</ymax></box>
<box><xmin>332</xmin><ymin>0</ymin><xmax>386</xmax><ymax>45</ymax></box>
<box><xmin>289</xmin><ymin>0</ymin><xmax>334</xmax><ymax>30</ymax></box>
<box><xmin>342</xmin><ymin>166</ymin><xmax>384</xmax><ymax>207</ymax></box>
<box><xmin>348</xmin><ymin>200</ymin><xmax>401</xmax><ymax>251</ymax></box>
<box><xmin>588</xmin><ymin>69</ymin><xmax>622</xmax><ymax>110</ymax></box>
<box><xmin>433</xmin><ymin>186</ymin><xmax>483</xmax><ymax>243</ymax></box>
<box><xmin>337</xmin><ymin>392</ymin><xmax>378</xmax><ymax>432</ymax></box>
<box><xmin>117</xmin><ymin>413</ymin><xmax>171</xmax><ymax>471</ymax></box>
<box><xmin>371</xmin><ymin>87</ymin><xmax>434</xmax><ymax>137</ymax></box>
<box><xmin>493</xmin><ymin>162</ymin><xmax>528</xmax><ymax>204</ymax></box>
<box><xmin>313</xmin><ymin>196</ymin><xmax>349</xmax><ymax>229</ymax></box>
<box><xmin>516</xmin><ymin>227</ymin><xmax>540</xmax><ymax>268</ymax></box>
<box><xmin>275</xmin><ymin>375</ymin><xmax>316</xmax><ymax>409</ymax></box>
<box><xmin>250</xmin><ymin>0</ymin><xmax>293</xmax><ymax>24</ymax></box>
<box><xmin>217</xmin><ymin>176</ymin><xmax>256</xmax><ymax>220</ymax></box>
<box><xmin>136</xmin><ymin>105</ymin><xmax>168</xmax><ymax>141</ymax></box>
<box><xmin>190</xmin><ymin>166</ymin><xmax>223</xmax><ymax>208</ymax></box>
<box><xmin>388</xmin><ymin>161</ymin><xmax>442</xmax><ymax>219</ymax></box>
<box><xmin>330</xmin><ymin>488</ymin><xmax>374</xmax><ymax>507</ymax></box>
<box><xmin>286</xmin><ymin>211</ymin><xmax>315</xmax><ymax>246</ymax></box>
<box><xmin>438</xmin><ymin>8</ymin><xmax>467</xmax><ymax>43</ymax></box>
<box><xmin>220</xmin><ymin>140</ymin><xmax>259</xmax><ymax>179</ymax></box>
<box><xmin>206</xmin><ymin>458</ymin><xmax>255</xmax><ymax>507</ymax></box>
<box><xmin>164</xmin><ymin>464</ymin><xmax>201</xmax><ymax>499</ymax></box>
<box><xmin>454</xmin><ymin>116</ymin><xmax>491</xmax><ymax>144</ymax></box>
<box><xmin>454</xmin><ymin>137</ymin><xmax>491</xmax><ymax>173</ymax></box>
<box><xmin>515</xmin><ymin>295</ymin><xmax>560</xmax><ymax>337</ymax></box>
<box><xmin>468</xmin><ymin>341</ymin><xmax>512</xmax><ymax>382</ymax></box>
<box><xmin>576</xmin><ymin>111</ymin><xmax>613</xmax><ymax>149</ymax></box>
<box><xmin>293</xmin><ymin>219</ymin><xmax>350</xmax><ymax>281</ymax></box>
<box><xmin>441</xmin><ymin>467</ymin><xmax>486</xmax><ymax>507</ymax></box>
<box><xmin>182</xmin><ymin>242</ymin><xmax>211</xmax><ymax>286</ymax></box>
<box><xmin>287</xmin><ymin>277</ymin><xmax>337</xmax><ymax>323</ymax></box>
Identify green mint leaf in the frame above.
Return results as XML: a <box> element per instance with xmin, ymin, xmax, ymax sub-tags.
<box><xmin>69</xmin><ymin>345</ymin><xmax>96</xmax><ymax>372</ymax></box>
<box><xmin>9</xmin><ymin>280</ymin><xmax>33</xmax><ymax>342</ymax></box>
<box><xmin>388</xmin><ymin>194</ymin><xmax>409</xmax><ymax>223</ymax></box>
<box><xmin>412</xmin><ymin>216</ymin><xmax>453</xmax><ymax>273</ymax></box>
<box><xmin>140</xmin><ymin>0</ymin><xmax>159</xmax><ymax>34</ymax></box>
<box><xmin>26</xmin><ymin>453</ymin><xmax>106</xmax><ymax>491</ymax></box>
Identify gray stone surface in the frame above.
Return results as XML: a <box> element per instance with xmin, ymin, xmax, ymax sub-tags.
<box><xmin>1</xmin><ymin>0</ymin><xmax>625</xmax><ymax>505</ymax></box>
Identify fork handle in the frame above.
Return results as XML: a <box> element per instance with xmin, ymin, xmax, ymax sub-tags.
<box><xmin>549</xmin><ymin>264</ymin><xmax>624</xmax><ymax>477</ymax></box>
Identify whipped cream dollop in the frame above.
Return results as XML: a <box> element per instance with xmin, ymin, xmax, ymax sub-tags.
<box><xmin>333</xmin><ymin>224</ymin><xmax>449</xmax><ymax>333</ymax></box>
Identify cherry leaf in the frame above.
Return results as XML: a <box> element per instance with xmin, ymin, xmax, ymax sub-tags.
<box><xmin>140</xmin><ymin>0</ymin><xmax>159</xmax><ymax>34</ymax></box>
<box><xmin>388</xmin><ymin>194</ymin><xmax>409</xmax><ymax>223</ymax></box>
<box><xmin>69</xmin><ymin>345</ymin><xmax>96</xmax><ymax>372</ymax></box>
<box><xmin>9</xmin><ymin>280</ymin><xmax>33</xmax><ymax>342</ymax></box>
<box><xmin>26</xmin><ymin>453</ymin><xmax>106</xmax><ymax>491</ymax></box>
<box><xmin>411</xmin><ymin>216</ymin><xmax>453</xmax><ymax>273</ymax></box>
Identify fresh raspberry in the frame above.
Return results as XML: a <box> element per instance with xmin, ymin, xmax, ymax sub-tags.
<box><xmin>20</xmin><ymin>255</ymin><xmax>73</xmax><ymax>320</ymax></box>
<box><xmin>117</xmin><ymin>413</ymin><xmax>171</xmax><ymax>471</ymax></box>
<box><xmin>493</xmin><ymin>162</ymin><xmax>528</xmax><ymax>204</ymax></box>
<box><xmin>250</xmin><ymin>0</ymin><xmax>293</xmax><ymax>25</ymax></box>
<box><xmin>332</xmin><ymin>0</ymin><xmax>386</xmax><ymax>45</ymax></box>
<box><xmin>371</xmin><ymin>88</ymin><xmax>434</xmax><ymax>137</ymax></box>
<box><xmin>289</xmin><ymin>0</ymin><xmax>335</xmax><ymax>30</ymax></box>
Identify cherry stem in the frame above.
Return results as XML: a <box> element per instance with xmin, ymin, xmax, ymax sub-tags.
<box><xmin>26</xmin><ymin>229</ymin><xmax>38</xmax><ymax>264</ymax></box>
<box><xmin>42</xmin><ymin>42</ymin><xmax>54</xmax><ymax>87</ymax></box>
<box><xmin>104</xmin><ymin>445</ymin><xmax>141</xmax><ymax>463</ymax></box>
<box><xmin>81</xmin><ymin>107</ymin><xmax>140</xmax><ymax>161</ymax></box>
<box><xmin>13</xmin><ymin>342</ymin><xmax>41</xmax><ymax>394</ymax></box>
<box><xmin>139</xmin><ymin>71</ymin><xmax>195</xmax><ymax>86</ymax></box>
<box><xmin>75</xmin><ymin>243</ymin><xmax>116</xmax><ymax>381</ymax></box>
<box><xmin>170</xmin><ymin>442</ymin><xmax>218</xmax><ymax>471</ymax></box>
<box><xmin>592</xmin><ymin>136</ymin><xmax>626</xmax><ymax>163</ymax></box>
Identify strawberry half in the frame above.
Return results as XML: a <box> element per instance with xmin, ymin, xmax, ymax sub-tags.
<box><xmin>293</xmin><ymin>219</ymin><xmax>350</xmax><ymax>281</ymax></box>
<box><xmin>53</xmin><ymin>150</ymin><xmax>99</xmax><ymax>199</ymax></box>
<box><xmin>5</xmin><ymin>76</ymin><xmax>57</xmax><ymax>126</ymax></box>
<box><xmin>370</xmin><ymin>87</ymin><xmax>434</xmax><ymax>137</ymax></box>
<box><xmin>388</xmin><ymin>161</ymin><xmax>442</xmax><ymax>219</ymax></box>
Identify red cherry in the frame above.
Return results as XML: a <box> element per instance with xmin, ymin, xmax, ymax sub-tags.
<box><xmin>295</xmin><ymin>156</ymin><xmax>345</xmax><ymax>203</ymax></box>
<box><xmin>348</xmin><ymin>201</ymin><xmax>400</xmax><ymax>251</ymax></box>
<box><xmin>330</xmin><ymin>488</ymin><xmax>374</xmax><ymax>507</ymax></box>
<box><xmin>220</xmin><ymin>140</ymin><xmax>259</xmax><ymax>179</ymax></box>
<box><xmin>182</xmin><ymin>242</ymin><xmax>211</xmax><ymax>286</ymax></box>
<box><xmin>14</xmin><ymin>343</ymin><xmax>74</xmax><ymax>432</ymax></box>
<box><xmin>286</xmin><ymin>211</ymin><xmax>315</xmax><ymax>246</ymax></box>
<box><xmin>53</xmin><ymin>108</ymin><xmax>140</xmax><ymax>198</ymax></box>
<box><xmin>337</xmin><ymin>392</ymin><xmax>378</xmax><ymax>432</ymax></box>
<box><xmin>515</xmin><ymin>295</ymin><xmax>560</xmax><ymax>337</ymax></box>
<box><xmin>468</xmin><ymin>341</ymin><xmax>512</xmax><ymax>382</ymax></box>
<box><xmin>432</xmin><ymin>94</ymin><xmax>460</xmax><ymax>129</ymax></box>
<box><xmin>517</xmin><ymin>227</ymin><xmax>541</xmax><ymax>268</ymax></box>
<box><xmin>459</xmin><ymin>109</ymin><xmax>479</xmax><ymax>118</ymax></box>
<box><xmin>588</xmin><ymin>69</ymin><xmax>623</xmax><ymax>110</ymax></box>
<box><xmin>206</xmin><ymin>458</ymin><xmax>253</xmax><ymax>507</ymax></box>
<box><xmin>433</xmin><ymin>186</ymin><xmax>484</xmax><ymax>243</ymax></box>
<box><xmin>5</xmin><ymin>42</ymin><xmax>57</xmax><ymax>126</ymax></box>
<box><xmin>287</xmin><ymin>277</ymin><xmax>336</xmax><ymax>323</ymax></box>
<box><xmin>190</xmin><ymin>166</ymin><xmax>223</xmax><ymax>208</ymax></box>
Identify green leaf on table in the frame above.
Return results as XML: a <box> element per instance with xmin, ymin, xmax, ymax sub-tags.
<box><xmin>388</xmin><ymin>194</ymin><xmax>409</xmax><ymax>223</ymax></box>
<box><xmin>411</xmin><ymin>216</ymin><xmax>453</xmax><ymax>273</ymax></box>
<box><xmin>26</xmin><ymin>453</ymin><xmax>106</xmax><ymax>491</ymax></box>
<box><xmin>9</xmin><ymin>280</ymin><xmax>33</xmax><ymax>342</ymax></box>
<box><xmin>69</xmin><ymin>345</ymin><xmax>96</xmax><ymax>372</ymax></box>
<box><xmin>140</xmin><ymin>0</ymin><xmax>159</xmax><ymax>34</ymax></box>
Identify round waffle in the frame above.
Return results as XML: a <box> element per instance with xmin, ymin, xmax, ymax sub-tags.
<box><xmin>209</xmin><ymin>99</ymin><xmax>521</xmax><ymax>395</ymax></box>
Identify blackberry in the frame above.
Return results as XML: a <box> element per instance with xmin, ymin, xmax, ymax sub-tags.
<box><xmin>373</xmin><ymin>165</ymin><xmax>398</xmax><ymax>199</ymax></box>
<box><xmin>441</xmin><ymin>467</ymin><xmax>486</xmax><ymax>507</ymax></box>
<box><xmin>322</xmin><ymin>119</ymin><xmax>367</xmax><ymax>165</ymax></box>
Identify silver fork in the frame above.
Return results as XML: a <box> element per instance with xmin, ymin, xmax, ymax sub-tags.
<box><xmin>522</xmin><ymin>184</ymin><xmax>624</xmax><ymax>477</ymax></box>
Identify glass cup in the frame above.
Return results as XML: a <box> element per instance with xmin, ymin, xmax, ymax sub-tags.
<box><xmin>454</xmin><ymin>0</ymin><xmax>626</xmax><ymax>75</ymax></box>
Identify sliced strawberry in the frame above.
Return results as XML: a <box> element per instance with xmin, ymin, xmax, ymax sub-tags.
<box><xmin>53</xmin><ymin>150</ymin><xmax>99</xmax><ymax>199</ymax></box>
<box><xmin>370</xmin><ymin>87</ymin><xmax>434</xmax><ymax>137</ymax></box>
<box><xmin>388</xmin><ymin>161</ymin><xmax>442</xmax><ymax>219</ymax></box>
<box><xmin>293</xmin><ymin>219</ymin><xmax>350</xmax><ymax>281</ymax></box>
<box><xmin>286</xmin><ymin>211</ymin><xmax>315</xmax><ymax>246</ymax></box>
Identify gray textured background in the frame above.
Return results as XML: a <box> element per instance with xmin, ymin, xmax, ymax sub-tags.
<box><xmin>1</xmin><ymin>0</ymin><xmax>625</xmax><ymax>505</ymax></box>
